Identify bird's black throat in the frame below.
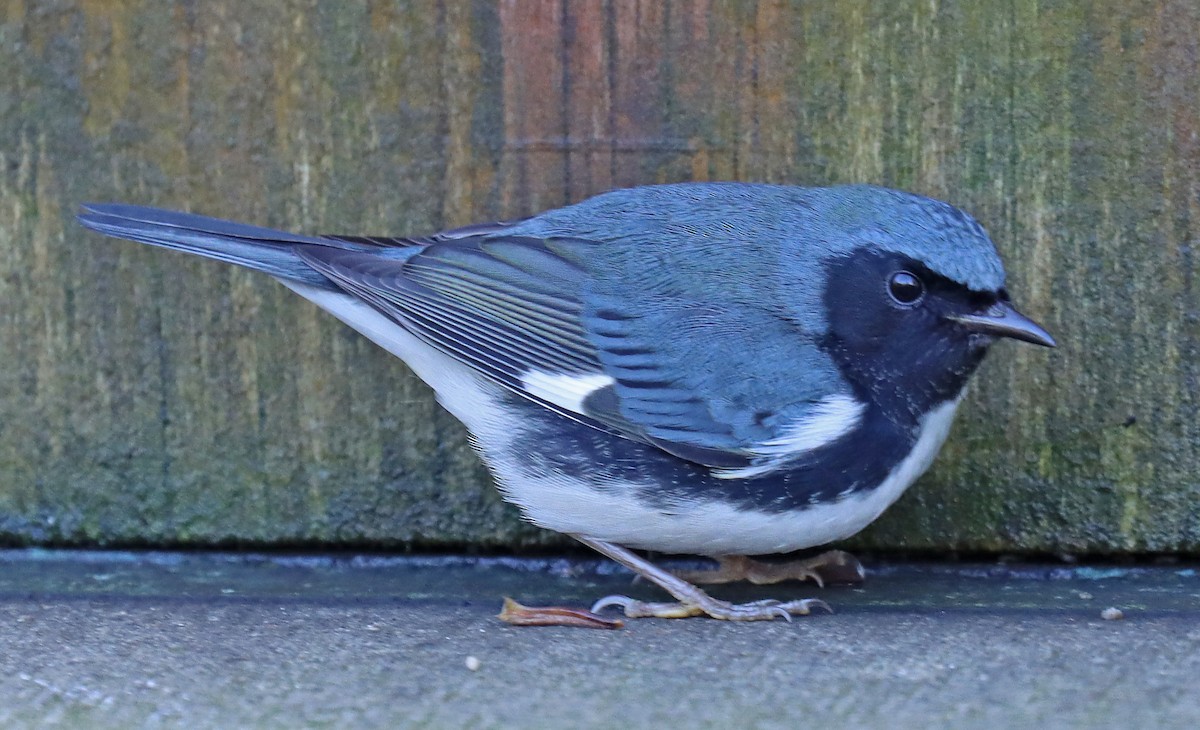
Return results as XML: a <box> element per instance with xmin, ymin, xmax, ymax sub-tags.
<box><xmin>819</xmin><ymin>247</ymin><xmax>990</xmax><ymax>425</ymax></box>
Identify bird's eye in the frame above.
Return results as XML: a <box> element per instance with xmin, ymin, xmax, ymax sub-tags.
<box><xmin>887</xmin><ymin>271</ymin><xmax>925</xmax><ymax>306</ymax></box>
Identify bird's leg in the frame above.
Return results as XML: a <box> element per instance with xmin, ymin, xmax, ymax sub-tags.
<box><xmin>674</xmin><ymin>550</ymin><xmax>865</xmax><ymax>588</ymax></box>
<box><xmin>577</xmin><ymin>535</ymin><xmax>830</xmax><ymax>621</ymax></box>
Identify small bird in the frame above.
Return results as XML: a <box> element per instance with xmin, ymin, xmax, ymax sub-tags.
<box><xmin>78</xmin><ymin>183</ymin><xmax>1055</xmax><ymax>623</ymax></box>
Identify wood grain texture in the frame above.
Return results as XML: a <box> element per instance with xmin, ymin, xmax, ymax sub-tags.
<box><xmin>0</xmin><ymin>0</ymin><xmax>1196</xmax><ymax>553</ymax></box>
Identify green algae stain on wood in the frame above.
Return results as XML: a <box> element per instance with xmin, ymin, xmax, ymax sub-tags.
<box><xmin>850</xmin><ymin>0</ymin><xmax>1200</xmax><ymax>555</ymax></box>
<box><xmin>0</xmin><ymin>0</ymin><xmax>1197</xmax><ymax>554</ymax></box>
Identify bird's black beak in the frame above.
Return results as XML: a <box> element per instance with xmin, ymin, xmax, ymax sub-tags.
<box><xmin>948</xmin><ymin>300</ymin><xmax>1057</xmax><ymax>347</ymax></box>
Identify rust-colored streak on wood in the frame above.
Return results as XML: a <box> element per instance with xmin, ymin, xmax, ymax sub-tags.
<box><xmin>499</xmin><ymin>0</ymin><xmax>568</xmax><ymax>215</ymax></box>
<box><xmin>752</xmin><ymin>0</ymin><xmax>796</xmax><ymax>182</ymax></box>
<box><xmin>562</xmin><ymin>1</ymin><xmax>613</xmax><ymax>200</ymax></box>
<box><xmin>501</xmin><ymin>1</ymin><xmax>704</xmax><ymax>199</ymax></box>
<box><xmin>611</xmin><ymin>0</ymin><xmax>669</xmax><ymax>186</ymax></box>
<box><xmin>666</xmin><ymin>0</ymin><xmax>719</xmax><ymax>181</ymax></box>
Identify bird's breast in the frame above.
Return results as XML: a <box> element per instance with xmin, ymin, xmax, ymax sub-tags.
<box><xmin>483</xmin><ymin>390</ymin><xmax>963</xmax><ymax>556</ymax></box>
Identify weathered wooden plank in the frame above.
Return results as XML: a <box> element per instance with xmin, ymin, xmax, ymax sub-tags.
<box><xmin>0</xmin><ymin>0</ymin><xmax>1196</xmax><ymax>553</ymax></box>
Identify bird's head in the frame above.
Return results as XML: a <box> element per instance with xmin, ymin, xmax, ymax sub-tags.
<box><xmin>791</xmin><ymin>185</ymin><xmax>1055</xmax><ymax>418</ymax></box>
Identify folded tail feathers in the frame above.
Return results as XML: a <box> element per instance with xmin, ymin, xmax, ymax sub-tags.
<box><xmin>77</xmin><ymin>203</ymin><xmax>361</xmax><ymax>286</ymax></box>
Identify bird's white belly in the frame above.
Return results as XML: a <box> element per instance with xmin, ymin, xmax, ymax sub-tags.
<box><xmin>495</xmin><ymin>398</ymin><xmax>963</xmax><ymax>556</ymax></box>
<box><xmin>286</xmin><ymin>281</ymin><xmax>962</xmax><ymax>557</ymax></box>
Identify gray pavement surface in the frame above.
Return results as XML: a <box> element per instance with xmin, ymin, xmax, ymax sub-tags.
<box><xmin>0</xmin><ymin>549</ymin><xmax>1197</xmax><ymax>729</ymax></box>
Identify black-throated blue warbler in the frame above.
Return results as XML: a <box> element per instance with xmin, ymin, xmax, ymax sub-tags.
<box><xmin>78</xmin><ymin>183</ymin><xmax>1055</xmax><ymax>623</ymax></box>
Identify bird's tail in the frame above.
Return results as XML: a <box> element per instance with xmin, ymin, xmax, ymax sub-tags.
<box><xmin>77</xmin><ymin>203</ymin><xmax>342</xmax><ymax>287</ymax></box>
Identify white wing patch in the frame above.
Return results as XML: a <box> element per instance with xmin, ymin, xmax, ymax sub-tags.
<box><xmin>715</xmin><ymin>394</ymin><xmax>865</xmax><ymax>480</ymax></box>
<box><xmin>519</xmin><ymin>370</ymin><xmax>615</xmax><ymax>414</ymax></box>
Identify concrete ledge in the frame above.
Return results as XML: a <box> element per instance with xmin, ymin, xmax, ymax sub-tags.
<box><xmin>1</xmin><ymin>550</ymin><xmax>1197</xmax><ymax>728</ymax></box>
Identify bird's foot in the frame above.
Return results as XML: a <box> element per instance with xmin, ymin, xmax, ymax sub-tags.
<box><xmin>674</xmin><ymin>550</ymin><xmax>865</xmax><ymax>588</ymax></box>
<box><xmin>591</xmin><ymin>594</ymin><xmax>830</xmax><ymax>621</ymax></box>
<box><xmin>570</xmin><ymin>535</ymin><xmax>835</xmax><ymax>623</ymax></box>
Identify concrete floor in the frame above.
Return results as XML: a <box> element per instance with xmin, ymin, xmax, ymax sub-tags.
<box><xmin>0</xmin><ymin>549</ymin><xmax>1197</xmax><ymax>729</ymax></box>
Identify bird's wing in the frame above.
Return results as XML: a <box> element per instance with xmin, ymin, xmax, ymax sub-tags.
<box><xmin>299</xmin><ymin>236</ymin><xmax>630</xmax><ymax>429</ymax></box>
<box><xmin>299</xmin><ymin>235</ymin><xmax>851</xmax><ymax>471</ymax></box>
<box><xmin>320</xmin><ymin>217</ymin><xmax>532</xmax><ymax>249</ymax></box>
